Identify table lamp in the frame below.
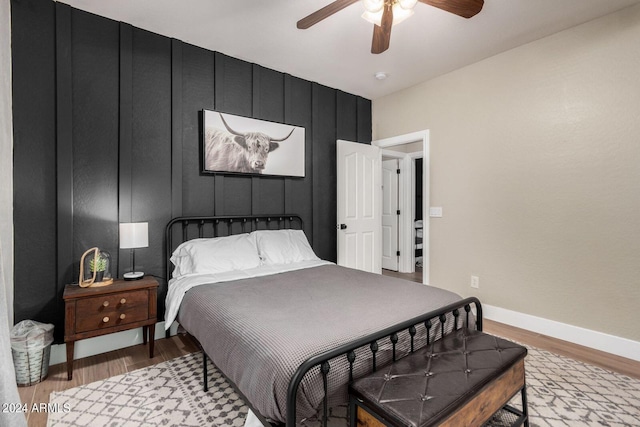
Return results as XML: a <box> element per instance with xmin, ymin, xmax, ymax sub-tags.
<box><xmin>119</xmin><ymin>222</ymin><xmax>149</xmax><ymax>280</ymax></box>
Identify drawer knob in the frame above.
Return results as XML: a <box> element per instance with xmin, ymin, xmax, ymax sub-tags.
<box><xmin>102</xmin><ymin>316</ymin><xmax>109</xmax><ymax>323</ymax></box>
<box><xmin>103</xmin><ymin>301</ymin><xmax>109</xmax><ymax>307</ymax></box>
<box><xmin>119</xmin><ymin>314</ymin><xmax>126</xmax><ymax>320</ymax></box>
<box><xmin>120</xmin><ymin>298</ymin><xmax>127</xmax><ymax>304</ymax></box>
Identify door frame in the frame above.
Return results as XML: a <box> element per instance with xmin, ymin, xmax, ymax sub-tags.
<box><xmin>381</xmin><ymin>158</ymin><xmax>399</xmax><ymax>271</ymax></box>
<box><xmin>381</xmin><ymin>151</ymin><xmax>408</xmax><ymax>273</ymax></box>
<box><xmin>373</xmin><ymin>130</ymin><xmax>430</xmax><ymax>285</ymax></box>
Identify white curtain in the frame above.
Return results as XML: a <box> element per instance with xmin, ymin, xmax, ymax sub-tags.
<box><xmin>0</xmin><ymin>240</ymin><xmax>27</xmax><ymax>427</ymax></box>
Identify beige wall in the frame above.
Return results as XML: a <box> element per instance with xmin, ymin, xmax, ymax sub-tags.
<box><xmin>0</xmin><ymin>0</ymin><xmax>13</xmax><ymax>325</ymax></box>
<box><xmin>373</xmin><ymin>4</ymin><xmax>640</xmax><ymax>342</ymax></box>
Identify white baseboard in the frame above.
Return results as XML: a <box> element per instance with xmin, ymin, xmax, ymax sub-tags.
<box><xmin>483</xmin><ymin>304</ymin><xmax>640</xmax><ymax>362</ymax></box>
<box><xmin>49</xmin><ymin>321</ymin><xmax>179</xmax><ymax>366</ymax></box>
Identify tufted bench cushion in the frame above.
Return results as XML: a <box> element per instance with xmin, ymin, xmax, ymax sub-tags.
<box><xmin>349</xmin><ymin>327</ymin><xmax>528</xmax><ymax>427</ymax></box>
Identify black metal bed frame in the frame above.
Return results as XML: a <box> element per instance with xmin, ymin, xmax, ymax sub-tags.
<box><xmin>164</xmin><ymin>215</ymin><xmax>483</xmax><ymax>427</ymax></box>
<box><xmin>165</xmin><ymin>214</ymin><xmax>304</xmax><ymax>283</ymax></box>
<box><xmin>283</xmin><ymin>297</ymin><xmax>482</xmax><ymax>427</ymax></box>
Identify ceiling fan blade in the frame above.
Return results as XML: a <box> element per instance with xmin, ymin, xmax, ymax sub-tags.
<box><xmin>297</xmin><ymin>0</ymin><xmax>360</xmax><ymax>29</ymax></box>
<box><xmin>371</xmin><ymin>4</ymin><xmax>393</xmax><ymax>54</ymax></box>
<box><xmin>418</xmin><ymin>0</ymin><xmax>484</xmax><ymax>18</ymax></box>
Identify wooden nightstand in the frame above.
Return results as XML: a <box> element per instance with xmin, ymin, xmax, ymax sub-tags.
<box><xmin>63</xmin><ymin>276</ymin><xmax>158</xmax><ymax>380</ymax></box>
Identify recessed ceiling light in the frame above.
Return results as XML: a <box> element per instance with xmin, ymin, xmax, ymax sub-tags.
<box><xmin>375</xmin><ymin>72</ymin><xmax>388</xmax><ymax>80</ymax></box>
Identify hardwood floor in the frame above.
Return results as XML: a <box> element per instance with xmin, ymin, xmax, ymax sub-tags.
<box><xmin>381</xmin><ymin>267</ymin><xmax>423</xmax><ymax>282</ymax></box>
<box><xmin>17</xmin><ymin>334</ymin><xmax>199</xmax><ymax>427</ymax></box>
<box><xmin>17</xmin><ymin>271</ymin><xmax>640</xmax><ymax>426</ymax></box>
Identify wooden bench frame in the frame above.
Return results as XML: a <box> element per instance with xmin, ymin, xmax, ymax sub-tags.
<box><xmin>348</xmin><ymin>333</ymin><xmax>529</xmax><ymax>427</ymax></box>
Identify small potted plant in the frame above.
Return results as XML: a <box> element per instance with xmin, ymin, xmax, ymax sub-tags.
<box><xmin>89</xmin><ymin>256</ymin><xmax>107</xmax><ymax>283</ymax></box>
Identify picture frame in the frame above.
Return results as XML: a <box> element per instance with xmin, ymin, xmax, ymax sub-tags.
<box><xmin>202</xmin><ymin>110</ymin><xmax>305</xmax><ymax>177</ymax></box>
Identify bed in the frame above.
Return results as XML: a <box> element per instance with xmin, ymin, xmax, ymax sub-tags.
<box><xmin>164</xmin><ymin>215</ymin><xmax>482</xmax><ymax>427</ymax></box>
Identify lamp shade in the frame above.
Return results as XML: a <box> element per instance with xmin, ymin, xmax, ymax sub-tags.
<box><xmin>398</xmin><ymin>0</ymin><xmax>418</xmax><ymax>9</ymax></box>
<box><xmin>119</xmin><ymin>222</ymin><xmax>149</xmax><ymax>249</ymax></box>
<box><xmin>362</xmin><ymin>0</ymin><xmax>384</xmax><ymax>13</ymax></box>
<box><xmin>362</xmin><ymin>2</ymin><xmax>415</xmax><ymax>26</ymax></box>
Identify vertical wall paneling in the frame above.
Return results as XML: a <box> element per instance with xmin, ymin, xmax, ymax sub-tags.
<box><xmin>336</xmin><ymin>91</ymin><xmax>358</xmax><ymax>142</ymax></box>
<box><xmin>11</xmin><ymin>0</ymin><xmax>58</xmax><ymax>334</ymax></box>
<box><xmin>284</xmin><ymin>75</ymin><xmax>314</xmax><ymax>242</ymax></box>
<box><xmin>181</xmin><ymin>44</ymin><xmax>216</xmax><ymax>216</ymax></box>
<box><xmin>71</xmin><ymin>9</ymin><xmax>120</xmax><ymax>281</ymax></box>
<box><xmin>119</xmin><ymin>24</ymin><xmax>133</xmax><ymax>222</ymax></box>
<box><xmin>119</xmin><ymin>23</ymin><xmax>133</xmax><ymax>278</ymax></box>
<box><xmin>214</xmin><ymin>53</ymin><xmax>253</xmax><ymax>217</ymax></box>
<box><xmin>171</xmin><ymin>39</ymin><xmax>183</xmax><ymax>221</ymax></box>
<box><xmin>252</xmin><ymin>65</ymin><xmax>285</xmax><ymax>216</ymax></box>
<box><xmin>357</xmin><ymin>97</ymin><xmax>373</xmax><ymax>143</ymax></box>
<box><xmin>312</xmin><ymin>83</ymin><xmax>337</xmax><ymax>262</ymax></box>
<box><xmin>55</xmin><ymin>3</ymin><xmax>74</xmax><ymax>333</ymax></box>
<box><xmin>214</xmin><ymin>175</ymin><xmax>225</xmax><ymax>216</ymax></box>
<box><xmin>214</xmin><ymin>53</ymin><xmax>253</xmax><ymax>116</ymax></box>
<box><xmin>252</xmin><ymin>65</ymin><xmax>285</xmax><ymax>120</ymax></box>
<box><xmin>131</xmin><ymin>28</ymin><xmax>173</xmax><ymax>312</ymax></box>
<box><xmin>11</xmin><ymin>1</ymin><xmax>371</xmax><ymax>337</ymax></box>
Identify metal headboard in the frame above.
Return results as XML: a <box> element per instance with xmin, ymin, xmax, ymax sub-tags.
<box><xmin>164</xmin><ymin>214</ymin><xmax>303</xmax><ymax>282</ymax></box>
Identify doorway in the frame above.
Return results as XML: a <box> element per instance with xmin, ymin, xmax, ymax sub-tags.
<box><xmin>373</xmin><ymin>131</ymin><xmax>430</xmax><ymax>285</ymax></box>
<box><xmin>336</xmin><ymin>140</ymin><xmax>382</xmax><ymax>274</ymax></box>
<box><xmin>381</xmin><ymin>158</ymin><xmax>399</xmax><ymax>271</ymax></box>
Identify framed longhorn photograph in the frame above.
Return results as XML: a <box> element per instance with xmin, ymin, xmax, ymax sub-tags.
<box><xmin>202</xmin><ymin>110</ymin><xmax>305</xmax><ymax>177</ymax></box>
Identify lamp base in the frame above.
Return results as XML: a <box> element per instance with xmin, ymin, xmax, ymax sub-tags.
<box><xmin>123</xmin><ymin>271</ymin><xmax>144</xmax><ymax>281</ymax></box>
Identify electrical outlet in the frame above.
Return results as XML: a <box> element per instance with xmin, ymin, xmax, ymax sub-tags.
<box><xmin>470</xmin><ymin>275</ymin><xmax>479</xmax><ymax>289</ymax></box>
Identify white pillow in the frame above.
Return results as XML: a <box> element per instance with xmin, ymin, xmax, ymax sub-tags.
<box><xmin>253</xmin><ymin>229</ymin><xmax>319</xmax><ymax>265</ymax></box>
<box><xmin>170</xmin><ymin>233</ymin><xmax>261</xmax><ymax>277</ymax></box>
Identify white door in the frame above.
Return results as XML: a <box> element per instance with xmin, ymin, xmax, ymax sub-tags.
<box><xmin>382</xmin><ymin>159</ymin><xmax>399</xmax><ymax>271</ymax></box>
<box><xmin>337</xmin><ymin>140</ymin><xmax>381</xmax><ymax>273</ymax></box>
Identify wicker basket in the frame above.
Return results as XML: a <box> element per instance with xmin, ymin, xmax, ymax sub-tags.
<box><xmin>10</xmin><ymin>320</ymin><xmax>54</xmax><ymax>387</ymax></box>
<box><xmin>12</xmin><ymin>345</ymin><xmax>52</xmax><ymax>386</ymax></box>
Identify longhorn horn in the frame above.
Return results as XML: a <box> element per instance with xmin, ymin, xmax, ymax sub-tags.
<box><xmin>270</xmin><ymin>127</ymin><xmax>295</xmax><ymax>143</ymax></box>
<box><xmin>219</xmin><ymin>113</ymin><xmax>246</xmax><ymax>137</ymax></box>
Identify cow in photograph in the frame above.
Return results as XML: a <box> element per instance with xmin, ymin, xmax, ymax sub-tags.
<box><xmin>204</xmin><ymin>113</ymin><xmax>295</xmax><ymax>174</ymax></box>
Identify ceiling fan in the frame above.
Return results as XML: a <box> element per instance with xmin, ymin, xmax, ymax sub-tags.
<box><xmin>297</xmin><ymin>0</ymin><xmax>484</xmax><ymax>54</ymax></box>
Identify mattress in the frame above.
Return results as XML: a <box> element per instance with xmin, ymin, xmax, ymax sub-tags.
<box><xmin>176</xmin><ymin>263</ymin><xmax>463</xmax><ymax>423</ymax></box>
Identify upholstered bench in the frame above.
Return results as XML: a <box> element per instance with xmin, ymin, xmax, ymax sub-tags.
<box><xmin>348</xmin><ymin>328</ymin><xmax>529</xmax><ymax>427</ymax></box>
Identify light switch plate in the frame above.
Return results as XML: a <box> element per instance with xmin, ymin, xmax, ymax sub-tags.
<box><xmin>471</xmin><ymin>275</ymin><xmax>479</xmax><ymax>289</ymax></box>
<box><xmin>429</xmin><ymin>207</ymin><xmax>443</xmax><ymax>218</ymax></box>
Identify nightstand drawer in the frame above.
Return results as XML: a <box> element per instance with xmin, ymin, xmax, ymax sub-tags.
<box><xmin>64</xmin><ymin>276</ymin><xmax>158</xmax><ymax>380</ymax></box>
<box><xmin>75</xmin><ymin>289</ymin><xmax>149</xmax><ymax>333</ymax></box>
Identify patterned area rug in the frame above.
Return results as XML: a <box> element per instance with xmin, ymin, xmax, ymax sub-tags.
<box><xmin>48</xmin><ymin>352</ymin><xmax>247</xmax><ymax>427</ymax></box>
<box><xmin>48</xmin><ymin>345</ymin><xmax>640</xmax><ymax>427</ymax></box>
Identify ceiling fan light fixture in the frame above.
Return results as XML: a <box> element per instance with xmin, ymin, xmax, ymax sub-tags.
<box><xmin>397</xmin><ymin>0</ymin><xmax>418</xmax><ymax>10</ymax></box>
<box><xmin>362</xmin><ymin>2</ymin><xmax>414</xmax><ymax>27</ymax></box>
<box><xmin>361</xmin><ymin>9</ymin><xmax>383</xmax><ymax>26</ymax></box>
<box><xmin>391</xmin><ymin>5</ymin><xmax>414</xmax><ymax>25</ymax></box>
<box><xmin>298</xmin><ymin>0</ymin><xmax>485</xmax><ymax>55</ymax></box>
<box><xmin>362</xmin><ymin>0</ymin><xmax>384</xmax><ymax>13</ymax></box>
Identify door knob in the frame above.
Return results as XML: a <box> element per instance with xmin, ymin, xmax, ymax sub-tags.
<box><xmin>339</xmin><ymin>224</ymin><xmax>347</xmax><ymax>230</ymax></box>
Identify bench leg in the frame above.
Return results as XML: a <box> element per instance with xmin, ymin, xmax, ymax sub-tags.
<box><xmin>521</xmin><ymin>384</ymin><xmax>530</xmax><ymax>427</ymax></box>
<box><xmin>348</xmin><ymin>396</ymin><xmax>357</xmax><ymax>427</ymax></box>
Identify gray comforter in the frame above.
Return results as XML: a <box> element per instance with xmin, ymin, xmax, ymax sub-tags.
<box><xmin>177</xmin><ymin>264</ymin><xmax>463</xmax><ymax>424</ymax></box>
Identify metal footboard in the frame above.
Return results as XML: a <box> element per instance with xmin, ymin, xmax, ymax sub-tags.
<box><xmin>283</xmin><ymin>297</ymin><xmax>483</xmax><ymax>427</ymax></box>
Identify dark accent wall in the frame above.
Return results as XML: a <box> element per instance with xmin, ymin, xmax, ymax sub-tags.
<box><xmin>11</xmin><ymin>0</ymin><xmax>372</xmax><ymax>341</ymax></box>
